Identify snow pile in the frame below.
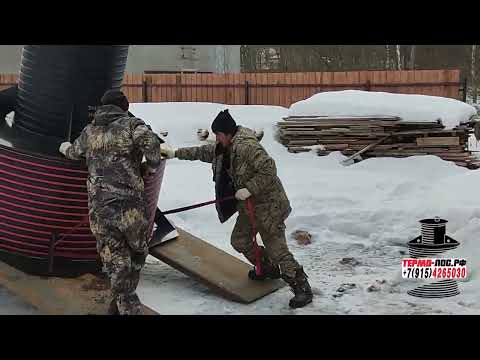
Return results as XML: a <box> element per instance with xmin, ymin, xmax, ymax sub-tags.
<box><xmin>288</xmin><ymin>90</ymin><xmax>477</xmax><ymax>129</ymax></box>
<box><xmin>126</xmin><ymin>102</ymin><xmax>480</xmax><ymax>315</ymax></box>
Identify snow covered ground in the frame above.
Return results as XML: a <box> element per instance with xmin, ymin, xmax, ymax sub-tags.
<box><xmin>0</xmin><ymin>286</ymin><xmax>39</xmax><ymax>315</ymax></box>
<box><xmin>128</xmin><ymin>100</ymin><xmax>480</xmax><ymax>315</ymax></box>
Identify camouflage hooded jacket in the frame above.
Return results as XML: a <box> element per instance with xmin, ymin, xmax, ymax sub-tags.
<box><xmin>176</xmin><ymin>126</ymin><xmax>291</xmax><ymax>219</ymax></box>
<box><xmin>65</xmin><ymin>104</ymin><xmax>162</xmax><ymax>209</ymax></box>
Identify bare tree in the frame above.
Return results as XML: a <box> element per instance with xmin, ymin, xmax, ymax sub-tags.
<box><xmin>410</xmin><ymin>45</ymin><xmax>416</xmax><ymax>70</ymax></box>
<box><xmin>396</xmin><ymin>45</ymin><xmax>402</xmax><ymax>70</ymax></box>
<box><xmin>385</xmin><ymin>45</ymin><xmax>391</xmax><ymax>70</ymax></box>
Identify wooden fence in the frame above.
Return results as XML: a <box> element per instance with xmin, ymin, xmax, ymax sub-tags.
<box><xmin>1</xmin><ymin>70</ymin><xmax>464</xmax><ymax>108</ymax></box>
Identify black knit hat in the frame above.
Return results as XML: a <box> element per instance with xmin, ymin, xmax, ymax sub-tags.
<box><xmin>100</xmin><ymin>89</ymin><xmax>129</xmax><ymax>111</ymax></box>
<box><xmin>211</xmin><ymin>109</ymin><xmax>237</xmax><ymax>135</ymax></box>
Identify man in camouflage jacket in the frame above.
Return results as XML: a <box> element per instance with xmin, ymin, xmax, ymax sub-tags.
<box><xmin>59</xmin><ymin>90</ymin><xmax>162</xmax><ymax>315</ymax></box>
<box><xmin>161</xmin><ymin>109</ymin><xmax>313</xmax><ymax>308</ymax></box>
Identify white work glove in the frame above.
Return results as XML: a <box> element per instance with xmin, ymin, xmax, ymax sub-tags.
<box><xmin>59</xmin><ymin>142</ymin><xmax>72</xmax><ymax>156</ymax></box>
<box><xmin>160</xmin><ymin>143</ymin><xmax>176</xmax><ymax>159</ymax></box>
<box><xmin>235</xmin><ymin>188</ymin><xmax>251</xmax><ymax>201</ymax></box>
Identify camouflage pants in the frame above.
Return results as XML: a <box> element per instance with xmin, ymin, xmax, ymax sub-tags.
<box><xmin>90</xmin><ymin>201</ymin><xmax>150</xmax><ymax>315</ymax></box>
<box><xmin>231</xmin><ymin>203</ymin><xmax>300</xmax><ymax>278</ymax></box>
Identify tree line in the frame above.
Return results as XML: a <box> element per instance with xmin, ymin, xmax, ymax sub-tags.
<box><xmin>240</xmin><ymin>45</ymin><xmax>479</xmax><ymax>102</ymax></box>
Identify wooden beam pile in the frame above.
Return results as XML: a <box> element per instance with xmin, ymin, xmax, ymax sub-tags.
<box><xmin>277</xmin><ymin>116</ymin><xmax>480</xmax><ymax>169</ymax></box>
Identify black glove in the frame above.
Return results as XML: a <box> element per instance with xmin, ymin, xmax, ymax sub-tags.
<box><xmin>140</xmin><ymin>162</ymin><xmax>155</xmax><ymax>178</ymax></box>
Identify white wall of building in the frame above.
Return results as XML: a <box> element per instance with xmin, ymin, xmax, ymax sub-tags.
<box><xmin>0</xmin><ymin>45</ymin><xmax>240</xmax><ymax>74</ymax></box>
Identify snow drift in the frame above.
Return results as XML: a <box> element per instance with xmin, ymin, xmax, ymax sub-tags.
<box><xmin>288</xmin><ymin>90</ymin><xmax>477</xmax><ymax>130</ymax></box>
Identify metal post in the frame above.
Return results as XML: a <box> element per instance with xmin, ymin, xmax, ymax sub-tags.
<box><xmin>462</xmin><ymin>77</ymin><xmax>468</xmax><ymax>102</ymax></box>
<box><xmin>65</xmin><ymin>104</ymin><xmax>73</xmax><ymax>142</ymax></box>
<box><xmin>142</xmin><ymin>78</ymin><xmax>148</xmax><ymax>103</ymax></box>
<box><xmin>365</xmin><ymin>80</ymin><xmax>371</xmax><ymax>92</ymax></box>
<box><xmin>48</xmin><ymin>232</ymin><xmax>57</xmax><ymax>274</ymax></box>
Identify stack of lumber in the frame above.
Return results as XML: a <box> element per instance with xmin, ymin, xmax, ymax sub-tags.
<box><xmin>277</xmin><ymin>115</ymin><xmax>480</xmax><ymax>169</ymax></box>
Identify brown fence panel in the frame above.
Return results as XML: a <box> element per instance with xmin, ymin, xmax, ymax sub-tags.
<box><xmin>0</xmin><ymin>70</ymin><xmax>463</xmax><ymax>108</ymax></box>
<box><xmin>0</xmin><ymin>74</ymin><xmax>18</xmax><ymax>91</ymax></box>
<box><xmin>121</xmin><ymin>73</ymin><xmax>143</xmax><ymax>103</ymax></box>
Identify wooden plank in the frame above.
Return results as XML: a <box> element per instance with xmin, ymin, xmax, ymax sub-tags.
<box><xmin>322</xmin><ymin>71</ymin><xmax>334</xmax><ymax>93</ymax></box>
<box><xmin>162</xmin><ymin>75</ymin><xmax>170</xmax><ymax>102</ymax></box>
<box><xmin>302</xmin><ymin>72</ymin><xmax>310</xmax><ymax>100</ymax></box>
<box><xmin>283</xmin><ymin>115</ymin><xmax>401</xmax><ymax>121</ymax></box>
<box><xmin>254</xmin><ymin>72</ymin><xmax>262</xmax><ymax>105</ymax></box>
<box><xmin>372</xmin><ymin>70</ymin><xmax>388</xmax><ymax>93</ymax></box>
<box><xmin>359</xmin><ymin>70</ymin><xmax>369</xmax><ymax>91</ymax></box>
<box><xmin>222</xmin><ymin>74</ymin><xmax>229</xmax><ymax>104</ymax></box>
<box><xmin>192</xmin><ymin>73</ymin><xmax>198</xmax><ymax>102</ymax></box>
<box><xmin>417</xmin><ymin>70</ymin><xmax>431</xmax><ymax>96</ymax></box>
<box><xmin>261</xmin><ymin>72</ymin><xmax>269</xmax><ymax>105</ymax></box>
<box><xmin>144</xmin><ymin>75</ymin><xmax>152</xmax><ymax>103</ymax></box>
<box><xmin>225</xmin><ymin>73</ymin><xmax>234</xmax><ymax>104</ymax></box>
<box><xmin>266</xmin><ymin>72</ymin><xmax>273</xmax><ymax>105</ymax></box>
<box><xmin>416</xmin><ymin>137</ymin><xmax>460</xmax><ymax>146</ymax></box>
<box><xmin>291</xmin><ymin>72</ymin><xmax>300</xmax><ymax>102</ymax></box>
<box><xmin>121</xmin><ymin>73</ymin><xmax>143</xmax><ymax>103</ymax></box>
<box><xmin>366</xmin><ymin>151</ymin><xmax>429</xmax><ymax>156</ymax></box>
<box><xmin>273</xmin><ymin>72</ymin><xmax>282</xmax><ymax>106</ymax></box>
<box><xmin>196</xmin><ymin>73</ymin><xmax>204</xmax><ymax>103</ymax></box>
<box><xmin>187</xmin><ymin>73</ymin><xmax>194</xmax><ymax>102</ymax></box>
<box><xmin>150</xmin><ymin>75</ymin><xmax>159</xmax><ymax>102</ymax></box>
<box><xmin>148</xmin><ymin>74</ymin><xmax>158</xmax><ymax>102</ymax></box>
<box><xmin>175</xmin><ymin>74</ymin><xmax>182</xmax><ymax>102</ymax></box>
<box><xmin>324</xmin><ymin>144</ymin><xmax>349</xmax><ymax>150</ymax></box>
<box><xmin>180</xmin><ymin>74</ymin><xmax>187</xmax><ymax>102</ymax></box>
<box><xmin>213</xmin><ymin>73</ymin><xmax>220</xmax><ymax>103</ymax></box>
<box><xmin>346</xmin><ymin>71</ymin><xmax>361</xmax><ymax>91</ymax></box>
<box><xmin>288</xmin><ymin>140</ymin><xmax>321</xmax><ymax>145</ymax></box>
<box><xmin>291</xmin><ymin>72</ymin><xmax>300</xmax><ymax>104</ymax></box>
<box><xmin>333</xmin><ymin>71</ymin><xmax>348</xmax><ymax>91</ymax></box>
<box><xmin>447</xmin><ymin>69</ymin><xmax>461</xmax><ymax>100</ymax></box>
<box><xmin>277</xmin><ymin>72</ymin><xmax>286</xmax><ymax>107</ymax></box>
<box><xmin>314</xmin><ymin>72</ymin><xmax>322</xmax><ymax>99</ymax></box>
<box><xmin>186</xmin><ymin>74</ymin><xmax>194</xmax><ymax>103</ymax></box>
<box><xmin>200</xmin><ymin>73</ymin><xmax>206</xmax><ymax>102</ymax></box>
<box><xmin>204</xmin><ymin>73</ymin><xmax>212</xmax><ymax>103</ymax></box>
<box><xmin>184</xmin><ymin>74</ymin><xmax>191</xmax><ymax>102</ymax></box>
<box><xmin>169</xmin><ymin>74</ymin><xmax>178</xmax><ymax>102</ymax></box>
<box><xmin>0</xmin><ymin>261</ymin><xmax>159</xmax><ymax>315</ymax></box>
<box><xmin>393</xmin><ymin>70</ymin><xmax>403</xmax><ymax>94</ymax></box>
<box><xmin>244</xmin><ymin>73</ymin><xmax>255</xmax><ymax>105</ymax></box>
<box><xmin>154</xmin><ymin>74</ymin><xmax>164</xmax><ymax>102</ymax></box>
<box><xmin>149</xmin><ymin>227</ymin><xmax>285</xmax><ymax>304</ymax></box>
<box><xmin>306</xmin><ymin>72</ymin><xmax>316</xmax><ymax>100</ymax></box>
<box><xmin>233</xmin><ymin>73</ymin><xmax>242</xmax><ymax>105</ymax></box>
<box><xmin>284</xmin><ymin>72</ymin><xmax>292</xmax><ymax>107</ymax></box>
<box><xmin>434</xmin><ymin>69</ymin><xmax>444</xmax><ymax>97</ymax></box>
<box><xmin>401</xmin><ymin>70</ymin><xmax>412</xmax><ymax>94</ymax></box>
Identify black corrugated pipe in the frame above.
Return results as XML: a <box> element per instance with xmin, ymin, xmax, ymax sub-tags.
<box><xmin>13</xmin><ymin>45</ymin><xmax>129</xmax><ymax>145</ymax></box>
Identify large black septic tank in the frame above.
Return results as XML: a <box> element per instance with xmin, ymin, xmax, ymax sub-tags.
<box><xmin>14</xmin><ymin>45</ymin><xmax>129</xmax><ymax>143</ymax></box>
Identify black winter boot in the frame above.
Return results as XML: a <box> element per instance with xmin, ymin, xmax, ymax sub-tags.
<box><xmin>248</xmin><ymin>254</ymin><xmax>281</xmax><ymax>281</ymax></box>
<box><xmin>283</xmin><ymin>267</ymin><xmax>313</xmax><ymax>308</ymax></box>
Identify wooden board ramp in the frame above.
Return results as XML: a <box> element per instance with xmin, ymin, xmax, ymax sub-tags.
<box><xmin>0</xmin><ymin>260</ymin><xmax>158</xmax><ymax>315</ymax></box>
<box><xmin>148</xmin><ymin>227</ymin><xmax>286</xmax><ymax>304</ymax></box>
<box><xmin>0</xmin><ymin>223</ymin><xmax>285</xmax><ymax>313</ymax></box>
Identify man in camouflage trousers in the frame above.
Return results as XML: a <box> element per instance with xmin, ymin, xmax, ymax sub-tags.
<box><xmin>59</xmin><ymin>90</ymin><xmax>162</xmax><ymax>315</ymax></box>
<box><xmin>161</xmin><ymin>109</ymin><xmax>313</xmax><ymax>308</ymax></box>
